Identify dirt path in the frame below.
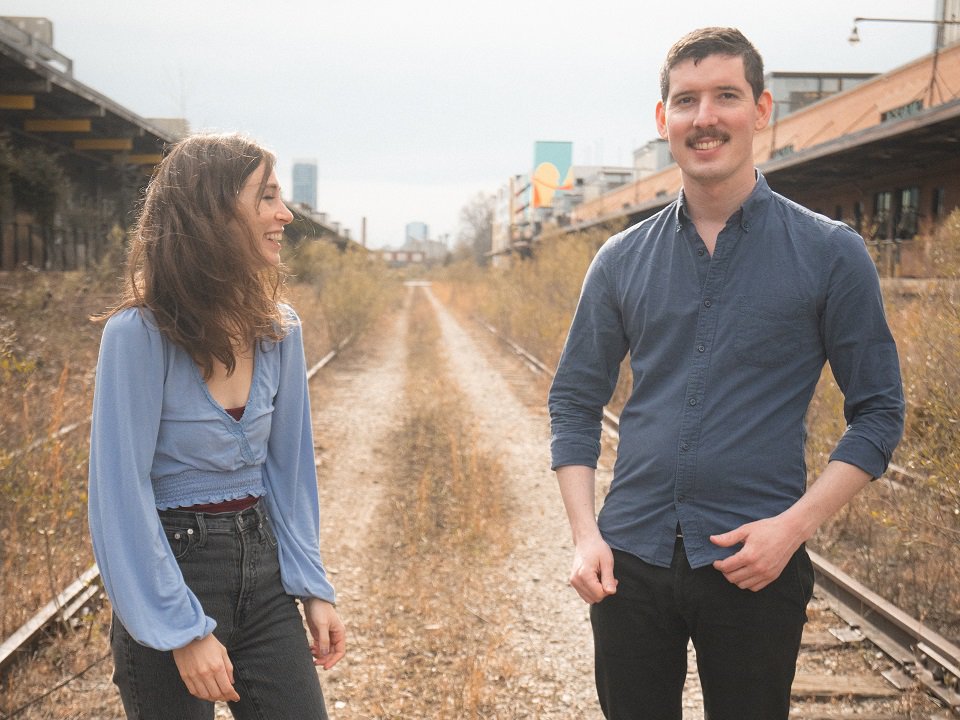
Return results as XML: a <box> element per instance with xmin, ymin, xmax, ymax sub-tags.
<box><xmin>312</xmin><ymin>291</ymin><xmax>409</xmax><ymax>585</ymax></box>
<box><xmin>422</xmin><ymin>287</ymin><xmax>602</xmax><ymax>717</ymax></box>
<box><xmin>307</xmin><ymin>288</ymin><xmax>412</xmax><ymax>714</ymax></box>
<box><xmin>309</xmin><ymin>283</ymin><xmax>604</xmax><ymax>717</ymax></box>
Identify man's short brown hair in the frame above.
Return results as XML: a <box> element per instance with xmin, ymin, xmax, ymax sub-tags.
<box><xmin>660</xmin><ymin>27</ymin><xmax>765</xmax><ymax>102</ymax></box>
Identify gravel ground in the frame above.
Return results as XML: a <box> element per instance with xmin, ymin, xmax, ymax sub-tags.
<box><xmin>424</xmin><ymin>286</ymin><xmax>605</xmax><ymax>718</ymax></box>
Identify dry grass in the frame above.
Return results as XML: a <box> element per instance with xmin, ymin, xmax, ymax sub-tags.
<box><xmin>434</xmin><ymin>225</ymin><xmax>635</xmax><ymax>411</ymax></box>
<box><xmin>0</xmin><ymin>272</ymin><xmax>104</xmax><ymax>647</ymax></box>
<box><xmin>285</xmin><ymin>241</ymin><xmax>400</xmax><ymax>347</ymax></box>
<box><xmin>810</xmin><ymin>215</ymin><xmax>960</xmax><ymax>638</ymax></box>
<box><xmin>329</xmin><ymin>289</ymin><xmax>518</xmax><ymax>719</ymax></box>
<box><xmin>436</xmin><ymin>228</ymin><xmax>609</xmax><ymax>371</ymax></box>
<box><xmin>0</xmin><ymin>271</ymin><xmax>114</xmax><ymax>718</ymax></box>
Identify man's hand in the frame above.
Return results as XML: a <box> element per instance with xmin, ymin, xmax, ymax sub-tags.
<box><xmin>556</xmin><ymin>465</ymin><xmax>617</xmax><ymax>604</ymax></box>
<box><xmin>172</xmin><ymin>634</ymin><xmax>240</xmax><ymax>702</ymax></box>
<box><xmin>710</xmin><ymin>516</ymin><xmax>801</xmax><ymax>592</ymax></box>
<box><xmin>569</xmin><ymin>533</ymin><xmax>619</xmax><ymax>604</ymax></box>
<box><xmin>304</xmin><ymin>598</ymin><xmax>346</xmax><ymax>670</ymax></box>
<box><xmin>712</xmin><ymin>461</ymin><xmax>872</xmax><ymax>591</ymax></box>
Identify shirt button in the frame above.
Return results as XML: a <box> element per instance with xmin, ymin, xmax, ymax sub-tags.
<box><xmin>680</xmin><ymin>442</ymin><xmax>690</xmax><ymax>451</ymax></box>
<box><xmin>703</xmin><ymin>299</ymin><xmax>712</xmax><ymax>307</ymax></box>
<box><xmin>698</xmin><ymin>248</ymin><xmax>705</xmax><ymax>256</ymax></box>
<box><xmin>677</xmin><ymin>495</ymin><xmax>686</xmax><ymax>503</ymax></box>
<box><xmin>688</xmin><ymin>398</ymin><xmax>698</xmax><ymax>406</ymax></box>
<box><xmin>697</xmin><ymin>344</ymin><xmax>705</xmax><ymax>352</ymax></box>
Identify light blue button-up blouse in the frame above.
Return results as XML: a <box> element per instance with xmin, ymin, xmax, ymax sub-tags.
<box><xmin>88</xmin><ymin>305</ymin><xmax>335</xmax><ymax>650</ymax></box>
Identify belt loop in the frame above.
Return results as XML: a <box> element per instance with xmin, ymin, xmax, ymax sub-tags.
<box><xmin>193</xmin><ymin>512</ymin><xmax>208</xmax><ymax>547</ymax></box>
<box><xmin>256</xmin><ymin>501</ymin><xmax>266</xmax><ymax>541</ymax></box>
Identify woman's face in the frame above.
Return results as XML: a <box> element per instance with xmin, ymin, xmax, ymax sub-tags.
<box><xmin>235</xmin><ymin>162</ymin><xmax>294</xmax><ymax>266</ymax></box>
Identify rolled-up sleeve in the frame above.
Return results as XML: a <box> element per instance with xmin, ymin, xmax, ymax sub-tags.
<box><xmin>822</xmin><ymin>228</ymin><xmax>905</xmax><ymax>478</ymax></box>
<box><xmin>549</xmin><ymin>244</ymin><xmax>630</xmax><ymax>470</ymax></box>
<box><xmin>262</xmin><ymin>307</ymin><xmax>336</xmax><ymax>604</ymax></box>
<box><xmin>88</xmin><ymin>309</ymin><xmax>215</xmax><ymax>650</ymax></box>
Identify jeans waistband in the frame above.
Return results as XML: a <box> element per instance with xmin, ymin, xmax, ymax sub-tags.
<box><xmin>158</xmin><ymin>498</ymin><xmax>268</xmax><ymax>533</ymax></box>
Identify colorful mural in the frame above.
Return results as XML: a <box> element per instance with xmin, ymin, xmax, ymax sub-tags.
<box><xmin>532</xmin><ymin>141</ymin><xmax>574</xmax><ymax>209</ymax></box>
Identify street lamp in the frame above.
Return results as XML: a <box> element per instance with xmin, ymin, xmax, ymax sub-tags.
<box><xmin>848</xmin><ymin>16</ymin><xmax>960</xmax><ymax>48</ymax></box>
<box><xmin>848</xmin><ymin>14</ymin><xmax>960</xmax><ymax>105</ymax></box>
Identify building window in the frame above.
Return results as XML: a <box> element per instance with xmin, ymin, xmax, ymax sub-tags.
<box><xmin>894</xmin><ymin>187</ymin><xmax>920</xmax><ymax>239</ymax></box>
<box><xmin>834</xmin><ymin>205</ymin><xmax>843</xmax><ymax>221</ymax></box>
<box><xmin>873</xmin><ymin>191</ymin><xmax>893</xmax><ymax>239</ymax></box>
<box><xmin>932</xmin><ymin>187</ymin><xmax>946</xmax><ymax>221</ymax></box>
<box><xmin>853</xmin><ymin>201</ymin><xmax>864</xmax><ymax>234</ymax></box>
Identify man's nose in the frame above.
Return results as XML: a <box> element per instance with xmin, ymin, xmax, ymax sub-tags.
<box><xmin>693</xmin><ymin>98</ymin><xmax>718</xmax><ymax>127</ymax></box>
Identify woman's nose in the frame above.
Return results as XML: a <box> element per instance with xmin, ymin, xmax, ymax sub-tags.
<box><xmin>277</xmin><ymin>203</ymin><xmax>294</xmax><ymax>224</ymax></box>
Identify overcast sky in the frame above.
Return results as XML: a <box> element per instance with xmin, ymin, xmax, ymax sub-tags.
<box><xmin>3</xmin><ymin>1</ymin><xmax>943</xmax><ymax>248</ymax></box>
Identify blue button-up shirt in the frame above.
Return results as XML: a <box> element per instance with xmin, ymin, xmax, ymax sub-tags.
<box><xmin>549</xmin><ymin>174</ymin><xmax>904</xmax><ymax>569</ymax></box>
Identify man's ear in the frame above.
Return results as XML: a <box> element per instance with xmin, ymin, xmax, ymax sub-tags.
<box><xmin>656</xmin><ymin>100</ymin><xmax>668</xmax><ymax>139</ymax></box>
<box><xmin>755</xmin><ymin>89</ymin><xmax>773</xmax><ymax>130</ymax></box>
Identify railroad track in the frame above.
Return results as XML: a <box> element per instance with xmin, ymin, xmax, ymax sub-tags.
<box><xmin>0</xmin><ymin>336</ymin><xmax>352</xmax><ymax>715</ymax></box>
<box><xmin>477</xmin><ymin>318</ymin><xmax>960</xmax><ymax>715</ymax></box>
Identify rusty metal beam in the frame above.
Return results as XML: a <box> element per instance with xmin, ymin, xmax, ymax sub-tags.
<box><xmin>0</xmin><ymin>93</ymin><xmax>34</xmax><ymax>109</ymax></box>
<box><xmin>73</xmin><ymin>137</ymin><xmax>133</xmax><ymax>151</ymax></box>
<box><xmin>24</xmin><ymin>118</ymin><xmax>91</xmax><ymax>132</ymax></box>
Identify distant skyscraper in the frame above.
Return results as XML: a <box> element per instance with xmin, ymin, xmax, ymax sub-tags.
<box><xmin>292</xmin><ymin>161</ymin><xmax>318</xmax><ymax>209</ymax></box>
<box><xmin>405</xmin><ymin>221</ymin><xmax>429</xmax><ymax>245</ymax></box>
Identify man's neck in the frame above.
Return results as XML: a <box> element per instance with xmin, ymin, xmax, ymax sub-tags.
<box><xmin>682</xmin><ymin>170</ymin><xmax>757</xmax><ymax>227</ymax></box>
<box><xmin>681</xmin><ymin>170</ymin><xmax>758</xmax><ymax>255</ymax></box>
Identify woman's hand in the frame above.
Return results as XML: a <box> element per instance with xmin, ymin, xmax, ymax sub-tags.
<box><xmin>303</xmin><ymin>598</ymin><xmax>346</xmax><ymax>670</ymax></box>
<box><xmin>172</xmin><ymin>634</ymin><xmax>240</xmax><ymax>702</ymax></box>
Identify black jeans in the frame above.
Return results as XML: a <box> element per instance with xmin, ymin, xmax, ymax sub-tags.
<box><xmin>110</xmin><ymin>501</ymin><xmax>328</xmax><ymax>720</ymax></box>
<box><xmin>590</xmin><ymin>538</ymin><xmax>814</xmax><ymax>720</ymax></box>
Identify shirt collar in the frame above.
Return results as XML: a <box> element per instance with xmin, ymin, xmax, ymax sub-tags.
<box><xmin>674</xmin><ymin>170</ymin><xmax>773</xmax><ymax>232</ymax></box>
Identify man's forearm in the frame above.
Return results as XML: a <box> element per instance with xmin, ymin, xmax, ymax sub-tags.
<box><xmin>782</xmin><ymin>460</ymin><xmax>871</xmax><ymax>542</ymax></box>
<box><xmin>556</xmin><ymin>464</ymin><xmax>601</xmax><ymax>541</ymax></box>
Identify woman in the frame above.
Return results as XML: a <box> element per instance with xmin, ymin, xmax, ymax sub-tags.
<box><xmin>88</xmin><ymin>133</ymin><xmax>345</xmax><ymax>719</ymax></box>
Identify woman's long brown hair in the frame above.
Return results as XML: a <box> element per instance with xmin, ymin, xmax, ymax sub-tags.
<box><xmin>104</xmin><ymin>133</ymin><xmax>288</xmax><ymax>378</ymax></box>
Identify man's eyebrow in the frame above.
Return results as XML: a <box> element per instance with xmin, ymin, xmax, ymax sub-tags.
<box><xmin>672</xmin><ymin>84</ymin><xmax>744</xmax><ymax>95</ymax></box>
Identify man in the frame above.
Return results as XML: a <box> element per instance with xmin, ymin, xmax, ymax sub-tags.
<box><xmin>548</xmin><ymin>27</ymin><xmax>904</xmax><ymax>720</ymax></box>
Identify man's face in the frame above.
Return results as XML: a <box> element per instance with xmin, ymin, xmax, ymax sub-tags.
<box><xmin>656</xmin><ymin>54</ymin><xmax>772</xmax><ymax>189</ymax></box>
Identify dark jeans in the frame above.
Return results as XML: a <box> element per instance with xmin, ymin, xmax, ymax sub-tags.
<box><xmin>590</xmin><ymin>538</ymin><xmax>814</xmax><ymax>720</ymax></box>
<box><xmin>110</xmin><ymin>501</ymin><xmax>328</xmax><ymax>720</ymax></box>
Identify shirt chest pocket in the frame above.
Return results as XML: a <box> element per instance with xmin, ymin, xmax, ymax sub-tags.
<box><xmin>734</xmin><ymin>294</ymin><xmax>808</xmax><ymax>368</ymax></box>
